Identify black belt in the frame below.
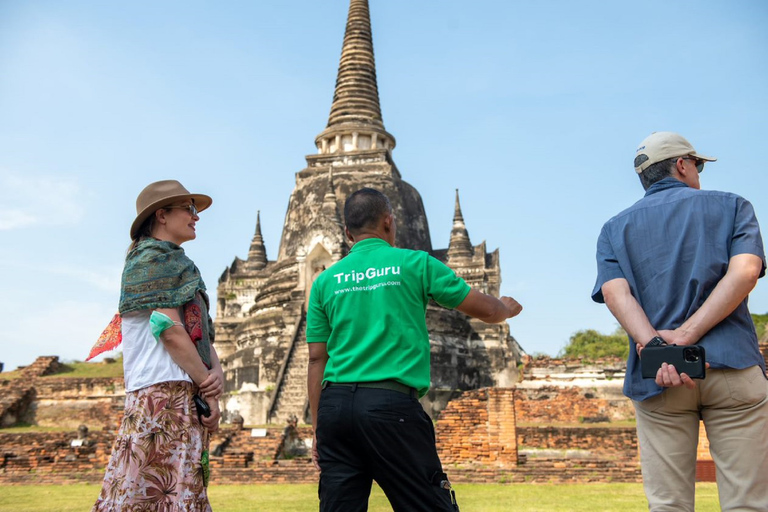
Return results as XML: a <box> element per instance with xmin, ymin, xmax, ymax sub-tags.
<box><xmin>322</xmin><ymin>380</ymin><xmax>417</xmax><ymax>398</ymax></box>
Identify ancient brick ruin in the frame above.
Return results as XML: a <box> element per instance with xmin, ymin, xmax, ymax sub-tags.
<box><xmin>2</xmin><ymin>357</ymin><xmax>647</xmax><ymax>486</ymax></box>
<box><xmin>9</xmin><ymin>351</ymin><xmax>758</xmax><ymax>485</ymax></box>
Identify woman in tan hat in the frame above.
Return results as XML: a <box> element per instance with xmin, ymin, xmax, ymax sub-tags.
<box><xmin>91</xmin><ymin>180</ymin><xmax>223</xmax><ymax>511</ymax></box>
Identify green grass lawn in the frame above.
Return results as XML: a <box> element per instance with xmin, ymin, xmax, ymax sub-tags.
<box><xmin>0</xmin><ymin>483</ymin><xmax>720</xmax><ymax>512</ymax></box>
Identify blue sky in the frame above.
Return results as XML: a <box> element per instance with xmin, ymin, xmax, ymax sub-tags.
<box><xmin>1</xmin><ymin>1</ymin><xmax>767</xmax><ymax>371</ymax></box>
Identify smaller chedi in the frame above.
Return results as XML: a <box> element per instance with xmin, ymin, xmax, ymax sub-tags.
<box><xmin>215</xmin><ymin>0</ymin><xmax>525</xmax><ymax>425</ymax></box>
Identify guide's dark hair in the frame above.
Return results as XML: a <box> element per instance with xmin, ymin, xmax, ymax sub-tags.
<box><xmin>639</xmin><ymin>156</ymin><xmax>677</xmax><ymax>190</ymax></box>
<box><xmin>344</xmin><ymin>188</ymin><xmax>392</xmax><ymax>235</ymax></box>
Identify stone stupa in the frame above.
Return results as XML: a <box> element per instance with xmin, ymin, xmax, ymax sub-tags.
<box><xmin>215</xmin><ymin>0</ymin><xmax>525</xmax><ymax>425</ymax></box>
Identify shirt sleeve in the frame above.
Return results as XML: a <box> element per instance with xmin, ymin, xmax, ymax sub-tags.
<box><xmin>591</xmin><ymin>224</ymin><xmax>626</xmax><ymax>303</ymax></box>
<box><xmin>730</xmin><ymin>197</ymin><xmax>767</xmax><ymax>278</ymax></box>
<box><xmin>306</xmin><ymin>280</ymin><xmax>331</xmax><ymax>343</ymax></box>
<box><xmin>424</xmin><ymin>255</ymin><xmax>471</xmax><ymax>309</ymax></box>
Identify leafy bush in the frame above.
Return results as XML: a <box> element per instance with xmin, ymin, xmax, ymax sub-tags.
<box><xmin>751</xmin><ymin>313</ymin><xmax>768</xmax><ymax>340</ymax></box>
<box><xmin>559</xmin><ymin>327</ymin><xmax>629</xmax><ymax>359</ymax></box>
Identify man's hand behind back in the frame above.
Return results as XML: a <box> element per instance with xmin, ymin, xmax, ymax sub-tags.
<box><xmin>656</xmin><ymin>329</ymin><xmax>695</xmax><ymax>347</ymax></box>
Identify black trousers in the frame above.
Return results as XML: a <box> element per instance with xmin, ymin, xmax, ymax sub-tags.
<box><xmin>316</xmin><ymin>385</ymin><xmax>458</xmax><ymax>512</ymax></box>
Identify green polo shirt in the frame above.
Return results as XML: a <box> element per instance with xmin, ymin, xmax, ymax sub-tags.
<box><xmin>306</xmin><ymin>238</ymin><xmax>471</xmax><ymax>397</ymax></box>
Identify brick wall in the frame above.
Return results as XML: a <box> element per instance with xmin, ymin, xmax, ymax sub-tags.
<box><xmin>0</xmin><ymin>431</ymin><xmax>115</xmax><ymax>478</ymax></box>
<box><xmin>518</xmin><ymin>426</ymin><xmax>637</xmax><ymax>454</ymax></box>
<box><xmin>31</xmin><ymin>377</ymin><xmax>125</xmax><ymax>430</ymax></box>
<box><xmin>435</xmin><ymin>388</ymin><xmax>517</xmax><ymax>466</ymax></box>
<box><xmin>0</xmin><ymin>397</ymin><xmax>650</xmax><ymax>485</ymax></box>
<box><xmin>1</xmin><ymin>357</ymin><xmax>125</xmax><ymax>429</ymax></box>
<box><xmin>515</xmin><ymin>385</ymin><xmax>633</xmax><ymax>424</ymax></box>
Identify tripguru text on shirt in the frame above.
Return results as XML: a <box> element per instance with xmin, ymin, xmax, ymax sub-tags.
<box><xmin>332</xmin><ymin>266</ymin><xmax>401</xmax><ymax>284</ymax></box>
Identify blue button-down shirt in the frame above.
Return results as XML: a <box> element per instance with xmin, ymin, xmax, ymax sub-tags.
<box><xmin>592</xmin><ymin>178</ymin><xmax>766</xmax><ymax>401</ymax></box>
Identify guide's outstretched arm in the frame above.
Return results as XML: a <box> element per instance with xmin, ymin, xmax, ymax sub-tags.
<box><xmin>456</xmin><ymin>289</ymin><xmax>522</xmax><ymax>324</ymax></box>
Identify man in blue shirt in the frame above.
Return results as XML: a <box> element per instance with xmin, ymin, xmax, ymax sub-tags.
<box><xmin>593</xmin><ymin>132</ymin><xmax>768</xmax><ymax>511</ymax></box>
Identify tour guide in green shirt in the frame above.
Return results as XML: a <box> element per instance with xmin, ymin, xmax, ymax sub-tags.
<box><xmin>306</xmin><ymin>188</ymin><xmax>522</xmax><ymax>512</ymax></box>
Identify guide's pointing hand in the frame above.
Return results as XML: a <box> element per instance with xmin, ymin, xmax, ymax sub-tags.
<box><xmin>500</xmin><ymin>296</ymin><xmax>522</xmax><ymax>318</ymax></box>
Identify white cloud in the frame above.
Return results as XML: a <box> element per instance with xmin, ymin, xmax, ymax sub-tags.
<box><xmin>0</xmin><ymin>209</ymin><xmax>37</xmax><ymax>230</ymax></box>
<box><xmin>0</xmin><ymin>170</ymin><xmax>85</xmax><ymax>230</ymax></box>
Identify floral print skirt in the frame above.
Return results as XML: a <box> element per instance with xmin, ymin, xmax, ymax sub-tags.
<box><xmin>92</xmin><ymin>380</ymin><xmax>212</xmax><ymax>512</ymax></box>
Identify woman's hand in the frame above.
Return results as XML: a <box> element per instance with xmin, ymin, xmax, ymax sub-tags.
<box><xmin>199</xmin><ymin>370</ymin><xmax>224</xmax><ymax>400</ymax></box>
<box><xmin>202</xmin><ymin>395</ymin><xmax>221</xmax><ymax>433</ymax></box>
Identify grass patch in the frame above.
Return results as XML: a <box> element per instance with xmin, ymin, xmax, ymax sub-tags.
<box><xmin>0</xmin><ymin>423</ymin><xmax>99</xmax><ymax>434</ymax></box>
<box><xmin>1</xmin><ymin>358</ymin><xmax>125</xmax><ymax>380</ymax></box>
<box><xmin>0</xmin><ymin>422</ymin><xmax>105</xmax><ymax>433</ymax></box>
<box><xmin>44</xmin><ymin>359</ymin><xmax>124</xmax><ymax>379</ymax></box>
<box><xmin>0</xmin><ymin>483</ymin><xmax>721</xmax><ymax>512</ymax></box>
<box><xmin>0</xmin><ymin>369</ymin><xmax>24</xmax><ymax>380</ymax></box>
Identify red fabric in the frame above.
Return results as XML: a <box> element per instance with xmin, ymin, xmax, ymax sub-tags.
<box><xmin>183</xmin><ymin>299</ymin><xmax>211</xmax><ymax>369</ymax></box>
<box><xmin>184</xmin><ymin>302</ymin><xmax>203</xmax><ymax>345</ymax></box>
<box><xmin>86</xmin><ymin>313</ymin><xmax>122</xmax><ymax>361</ymax></box>
<box><xmin>86</xmin><ymin>302</ymin><xmax>208</xmax><ymax>368</ymax></box>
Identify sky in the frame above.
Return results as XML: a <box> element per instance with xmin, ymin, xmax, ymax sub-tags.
<box><xmin>1</xmin><ymin>1</ymin><xmax>767</xmax><ymax>372</ymax></box>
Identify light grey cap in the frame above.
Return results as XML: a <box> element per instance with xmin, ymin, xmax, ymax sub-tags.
<box><xmin>634</xmin><ymin>132</ymin><xmax>716</xmax><ymax>174</ymax></box>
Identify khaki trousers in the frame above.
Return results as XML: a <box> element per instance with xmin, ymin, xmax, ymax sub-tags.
<box><xmin>633</xmin><ymin>365</ymin><xmax>768</xmax><ymax>512</ymax></box>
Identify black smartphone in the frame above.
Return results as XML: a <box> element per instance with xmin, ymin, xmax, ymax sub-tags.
<box><xmin>641</xmin><ymin>345</ymin><xmax>706</xmax><ymax>379</ymax></box>
<box><xmin>193</xmin><ymin>394</ymin><xmax>211</xmax><ymax>420</ymax></box>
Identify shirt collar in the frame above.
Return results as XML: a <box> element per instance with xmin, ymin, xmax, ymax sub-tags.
<box><xmin>644</xmin><ymin>177</ymin><xmax>690</xmax><ymax>197</ymax></box>
<box><xmin>350</xmin><ymin>237</ymin><xmax>391</xmax><ymax>253</ymax></box>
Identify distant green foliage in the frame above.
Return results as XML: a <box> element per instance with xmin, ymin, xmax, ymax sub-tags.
<box><xmin>560</xmin><ymin>327</ymin><xmax>629</xmax><ymax>360</ymax></box>
<box><xmin>751</xmin><ymin>313</ymin><xmax>768</xmax><ymax>340</ymax></box>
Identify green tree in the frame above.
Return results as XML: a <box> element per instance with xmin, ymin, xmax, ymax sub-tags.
<box><xmin>751</xmin><ymin>313</ymin><xmax>768</xmax><ymax>340</ymax></box>
<box><xmin>560</xmin><ymin>327</ymin><xmax>629</xmax><ymax>359</ymax></box>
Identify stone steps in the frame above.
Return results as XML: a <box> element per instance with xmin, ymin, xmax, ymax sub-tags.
<box><xmin>269</xmin><ymin>317</ymin><xmax>309</xmax><ymax>424</ymax></box>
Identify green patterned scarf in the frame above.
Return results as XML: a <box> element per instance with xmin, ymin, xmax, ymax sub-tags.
<box><xmin>119</xmin><ymin>237</ymin><xmax>213</xmax><ymax>368</ymax></box>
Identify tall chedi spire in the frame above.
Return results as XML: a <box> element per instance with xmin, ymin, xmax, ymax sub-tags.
<box><xmin>314</xmin><ymin>0</ymin><xmax>396</xmax><ymax>155</ymax></box>
<box><xmin>278</xmin><ymin>0</ymin><xmax>432</xmax><ymax>260</ymax></box>
<box><xmin>247</xmin><ymin>211</ymin><xmax>268</xmax><ymax>270</ymax></box>
<box><xmin>447</xmin><ymin>189</ymin><xmax>473</xmax><ymax>261</ymax></box>
<box><xmin>215</xmin><ymin>0</ymin><xmax>524</xmax><ymax>426</ymax></box>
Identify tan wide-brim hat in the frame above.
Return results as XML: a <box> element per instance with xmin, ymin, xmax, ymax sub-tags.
<box><xmin>634</xmin><ymin>131</ymin><xmax>717</xmax><ymax>174</ymax></box>
<box><xmin>130</xmin><ymin>180</ymin><xmax>212</xmax><ymax>239</ymax></box>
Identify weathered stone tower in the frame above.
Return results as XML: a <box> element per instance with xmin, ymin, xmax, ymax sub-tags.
<box><xmin>216</xmin><ymin>0</ymin><xmax>524</xmax><ymax>425</ymax></box>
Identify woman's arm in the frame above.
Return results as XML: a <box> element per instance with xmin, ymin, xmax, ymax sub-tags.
<box><xmin>156</xmin><ymin>308</ymin><xmax>221</xmax><ymax>431</ymax></box>
<box><xmin>155</xmin><ymin>308</ymin><xmax>214</xmax><ymax>387</ymax></box>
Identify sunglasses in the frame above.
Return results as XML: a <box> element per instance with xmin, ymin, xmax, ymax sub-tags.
<box><xmin>681</xmin><ymin>156</ymin><xmax>705</xmax><ymax>174</ymax></box>
<box><xmin>164</xmin><ymin>203</ymin><xmax>199</xmax><ymax>216</ymax></box>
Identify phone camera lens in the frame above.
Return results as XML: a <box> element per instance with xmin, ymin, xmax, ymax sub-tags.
<box><xmin>683</xmin><ymin>347</ymin><xmax>699</xmax><ymax>362</ymax></box>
